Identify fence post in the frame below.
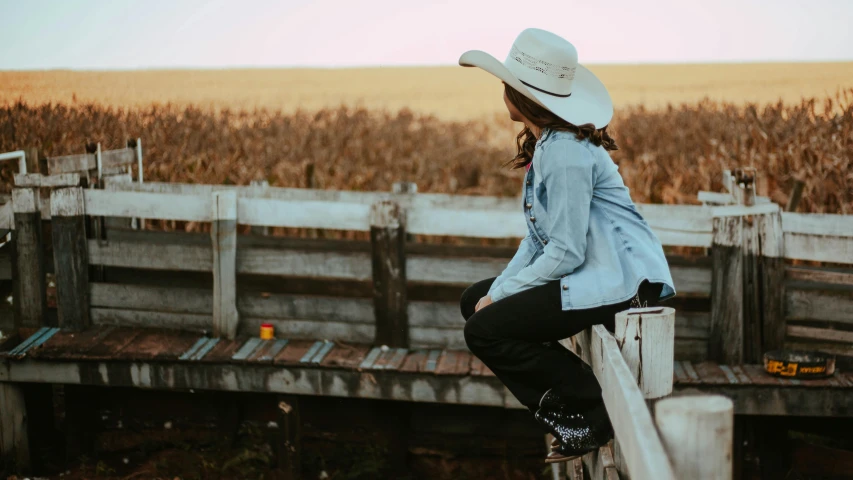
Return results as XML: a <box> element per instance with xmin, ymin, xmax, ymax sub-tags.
<box><xmin>212</xmin><ymin>191</ymin><xmax>239</xmax><ymax>339</ymax></box>
<box><xmin>11</xmin><ymin>187</ymin><xmax>46</xmax><ymax>328</ymax></box>
<box><xmin>250</xmin><ymin>180</ymin><xmax>270</xmax><ymax>236</ymax></box>
<box><xmin>754</xmin><ymin>211</ymin><xmax>786</xmax><ymax>357</ymax></box>
<box><xmin>710</xmin><ymin>214</ymin><xmax>745</xmax><ymax>364</ymax></box>
<box><xmin>654</xmin><ymin>395</ymin><xmax>734</xmax><ymax>480</ymax></box>
<box><xmin>609</xmin><ymin>306</ymin><xmax>676</xmax><ymax>473</ymax></box>
<box><xmin>51</xmin><ymin>187</ymin><xmax>90</xmax><ymax>329</ymax></box>
<box><xmin>0</xmin><ymin>383</ymin><xmax>30</xmax><ymax>474</ymax></box>
<box><xmin>370</xmin><ymin>200</ymin><xmax>408</xmax><ymax>347</ymax></box>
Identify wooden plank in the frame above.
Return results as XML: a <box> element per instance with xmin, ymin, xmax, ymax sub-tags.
<box><xmin>786</xmin><ymin>289</ymin><xmax>853</xmax><ymax>325</ymax></box>
<box><xmin>786</xmin><ymin>266</ymin><xmax>853</xmax><ymax>287</ymax></box>
<box><xmin>319</xmin><ymin>343</ymin><xmax>371</xmax><ymax>369</ymax></box>
<box><xmin>787</xmin><ymin>325</ymin><xmax>853</xmax><ymax>343</ymax></box>
<box><xmin>757</xmin><ymin>212</ymin><xmax>787</xmax><ymax>356</ymax></box>
<box><xmin>424</xmin><ymin>350</ymin><xmax>441</xmax><ymax>372</ymax></box>
<box><xmin>407</xmin><ymin>255</ymin><xmax>506</xmax><ymax>285</ymax></box>
<box><xmin>670</xmin><ymin>264</ymin><xmax>712</xmax><ymax>296</ymax></box>
<box><xmin>784</xmin><ymin>233</ymin><xmax>853</xmax><ymax>265</ymax></box>
<box><xmin>673</xmin><ymin>361</ymin><xmax>689</xmax><ymax>384</ymax></box>
<box><xmin>675</xmin><ymin>311</ymin><xmax>710</xmax><ymax>340</ymax></box>
<box><xmin>88</xmin><ymin>239</ymin><xmax>212</xmax><ymax>271</ymax></box>
<box><xmin>740</xmin><ymin>364</ymin><xmax>780</xmax><ymax>386</ymax></box>
<box><xmin>710</xmin><ymin>215</ymin><xmax>744</xmax><ymax>363</ymax></box>
<box><xmin>409</xmin><ymin>327</ymin><xmax>466</xmax><ymax>350</ymax></box>
<box><xmin>682</xmin><ymin>362</ymin><xmax>701</xmax><ymax>383</ymax></box>
<box><xmin>51</xmin><ymin>187</ymin><xmax>90</xmax><ymax>329</ymax></box>
<box><xmin>238</xmin><ymin>248</ymin><xmax>371</xmax><ymax>280</ymax></box>
<box><xmin>691</xmin><ymin>362</ymin><xmax>730</xmax><ymax>385</ymax></box>
<box><xmin>232</xmin><ymin>338</ymin><xmax>265</xmax><ymax>361</ymax></box>
<box><xmin>12</xmin><ymin>188</ymin><xmax>46</xmax><ymax>328</ymax></box>
<box><xmin>582</xmin><ymin>324</ymin><xmax>677</xmax><ymax>480</ymax></box>
<box><xmin>90</xmin><ymin>283</ymin><xmax>212</xmax><ymax>314</ymax></box>
<box><xmin>0</xmin><ymin>202</ymin><xmax>12</xmax><ymax>231</ymax></box>
<box><xmin>238</xmin><ymin>318</ymin><xmax>374</xmax><ymax>344</ymax></box>
<box><xmin>91</xmin><ymin>308</ymin><xmax>210</xmax><ymax>331</ymax></box>
<box><xmin>84</xmin><ymin>189</ymin><xmax>211</xmax><ymax>222</ymax></box>
<box><xmin>654</xmin><ymin>396</ymin><xmax>733</xmax><ymax>480</ymax></box>
<box><xmin>784</xmin><ymin>340</ymin><xmax>853</xmax><ymax>358</ymax></box>
<box><xmin>407</xmin><ymin>207</ymin><xmax>524</xmax><ymax>239</ymax></box>
<box><xmin>100</xmin><ymin>148</ymin><xmax>136</xmax><ymax>169</ymax></box>
<box><xmin>48</xmin><ymin>153</ymin><xmax>94</xmax><ymax>174</ymax></box>
<box><xmin>212</xmin><ymin>191</ymin><xmax>239</xmax><ymax>339</ymax></box>
<box><xmin>238</xmin><ymin>197</ymin><xmax>371</xmax><ymax>231</ymax></box>
<box><xmin>371</xmin><ymin>201</ymin><xmax>408</xmax><ymax>347</ymax></box>
<box><xmin>717</xmin><ymin>365</ymin><xmax>741</xmax><ymax>384</ymax></box>
<box><xmin>13</xmin><ymin>172</ymin><xmax>80</xmax><ymax>188</ymax></box>
<box><xmin>782</xmin><ymin>212</ymin><xmax>853</xmax><ymax>237</ymax></box>
<box><xmin>385</xmin><ymin>348</ymin><xmax>409</xmax><ymax>371</ymax></box>
<box><xmin>399</xmin><ymin>349</ymin><xmax>429</xmax><ymax>373</ymax></box>
<box><xmin>0</xmin><ymin>383</ymin><xmax>30</xmax><ymax>471</ymax></box>
<box><xmin>257</xmin><ymin>339</ymin><xmax>289</xmax><ymax>363</ymax></box>
<box><xmin>113</xmin><ymin>330</ymin><xmax>200</xmax><ymax>361</ymax></box>
<box><xmin>359</xmin><ymin>347</ymin><xmax>383</xmax><ymax>369</ymax></box>
<box><xmin>730</xmin><ymin>365</ymin><xmax>752</xmax><ymax>384</ymax></box>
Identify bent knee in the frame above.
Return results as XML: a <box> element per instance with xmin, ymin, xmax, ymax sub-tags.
<box><xmin>459</xmin><ymin>285</ymin><xmax>480</xmax><ymax>321</ymax></box>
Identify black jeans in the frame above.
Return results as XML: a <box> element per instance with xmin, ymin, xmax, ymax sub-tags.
<box><xmin>460</xmin><ymin>278</ymin><xmax>663</xmax><ymax>412</ymax></box>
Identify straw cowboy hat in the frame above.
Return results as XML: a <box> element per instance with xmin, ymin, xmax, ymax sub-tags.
<box><xmin>459</xmin><ymin>28</ymin><xmax>613</xmax><ymax>128</ymax></box>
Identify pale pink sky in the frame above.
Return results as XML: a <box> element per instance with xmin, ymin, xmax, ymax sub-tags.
<box><xmin>2</xmin><ymin>0</ymin><xmax>852</xmax><ymax>69</ymax></box>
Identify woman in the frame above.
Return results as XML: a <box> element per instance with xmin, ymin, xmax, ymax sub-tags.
<box><xmin>457</xmin><ymin>28</ymin><xmax>675</xmax><ymax>463</ymax></box>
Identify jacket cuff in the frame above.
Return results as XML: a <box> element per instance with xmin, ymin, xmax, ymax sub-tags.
<box><xmin>490</xmin><ymin>284</ymin><xmax>508</xmax><ymax>303</ymax></box>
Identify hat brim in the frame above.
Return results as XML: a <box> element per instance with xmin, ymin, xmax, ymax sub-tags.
<box><xmin>459</xmin><ymin>50</ymin><xmax>613</xmax><ymax>129</ymax></box>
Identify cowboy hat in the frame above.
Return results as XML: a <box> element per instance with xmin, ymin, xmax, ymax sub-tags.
<box><xmin>459</xmin><ymin>28</ymin><xmax>613</xmax><ymax>128</ymax></box>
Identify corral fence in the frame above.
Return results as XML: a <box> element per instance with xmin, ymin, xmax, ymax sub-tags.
<box><xmin>1</xmin><ymin>146</ymin><xmax>852</xmax><ymax>479</ymax></box>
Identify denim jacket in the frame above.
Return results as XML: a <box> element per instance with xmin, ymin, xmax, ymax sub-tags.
<box><xmin>487</xmin><ymin>129</ymin><xmax>676</xmax><ymax>310</ymax></box>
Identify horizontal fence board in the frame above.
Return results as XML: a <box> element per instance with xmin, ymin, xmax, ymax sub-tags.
<box><xmin>91</xmin><ymin>283</ymin><xmax>211</xmax><ymax>314</ymax></box>
<box><xmin>408</xmin><ymin>301</ymin><xmax>464</xmax><ymax>329</ymax></box>
<box><xmin>101</xmin><ymin>148</ymin><xmax>136</xmax><ymax>168</ymax></box>
<box><xmin>237</xmin><ymin>318</ymin><xmax>375</xmax><ymax>343</ymax></box>
<box><xmin>91</xmin><ymin>308</ymin><xmax>210</xmax><ymax>331</ymax></box>
<box><xmin>786</xmin><ymin>266</ymin><xmax>853</xmax><ymax>288</ymax></box>
<box><xmin>674</xmin><ymin>339</ymin><xmax>708</xmax><ymax>362</ymax></box>
<box><xmin>784</xmin><ymin>233</ymin><xmax>853</xmax><ymax>265</ymax></box>
<box><xmin>782</xmin><ymin>212</ymin><xmax>853</xmax><ymax>237</ymax></box>
<box><xmin>675</xmin><ymin>311</ymin><xmax>710</xmax><ymax>340</ymax></box>
<box><xmin>787</xmin><ymin>325</ymin><xmax>853</xmax><ymax>344</ymax></box>
<box><xmin>48</xmin><ymin>153</ymin><xmax>94</xmax><ymax>174</ymax></box>
<box><xmin>786</xmin><ymin>289</ymin><xmax>853</xmax><ymax>325</ymax></box>
<box><xmin>407</xmin><ymin>255</ymin><xmax>507</xmax><ymax>285</ymax></box>
<box><xmin>670</xmin><ymin>265</ymin><xmax>712</xmax><ymax>296</ymax></box>
<box><xmin>784</xmin><ymin>340</ymin><xmax>853</xmax><ymax>358</ymax></box>
<box><xmin>237</xmin><ymin>197</ymin><xmax>371</xmax><ymax>231</ymax></box>
<box><xmin>407</xmin><ymin>208</ymin><xmax>525</xmax><ymax>239</ymax></box>
<box><xmin>410</xmin><ymin>327</ymin><xmax>467</xmax><ymax>350</ymax></box>
<box><xmin>239</xmin><ymin>292</ymin><xmax>374</xmax><ymax>324</ymax></box>
<box><xmin>106</xmin><ymin>181</ymin><xmax>522</xmax><ymax>211</ymax></box>
<box><xmin>238</xmin><ymin>248</ymin><xmax>372</xmax><ymax>280</ymax></box>
<box><xmin>85</xmin><ymin>190</ymin><xmax>211</xmax><ymax>222</ymax></box>
<box><xmin>88</xmin><ymin>240</ymin><xmax>212</xmax><ymax>271</ymax></box>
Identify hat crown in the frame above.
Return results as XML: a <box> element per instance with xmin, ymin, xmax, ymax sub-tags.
<box><xmin>505</xmin><ymin>28</ymin><xmax>578</xmax><ymax>96</ymax></box>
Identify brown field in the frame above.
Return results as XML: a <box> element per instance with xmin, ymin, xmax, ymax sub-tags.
<box><xmin>1</xmin><ymin>63</ymin><xmax>852</xmax><ymax>215</ymax></box>
<box><xmin>3</xmin><ymin>62</ymin><xmax>853</xmax><ymax>120</ymax></box>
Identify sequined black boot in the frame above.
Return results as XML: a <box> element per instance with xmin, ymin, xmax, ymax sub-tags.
<box><xmin>538</xmin><ymin>389</ymin><xmax>603</xmax><ymax>450</ymax></box>
<box><xmin>535</xmin><ymin>402</ymin><xmax>613</xmax><ymax>463</ymax></box>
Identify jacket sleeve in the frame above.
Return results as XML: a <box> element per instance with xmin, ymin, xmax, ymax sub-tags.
<box><xmin>487</xmin><ymin>233</ymin><xmax>536</xmax><ymax>297</ymax></box>
<box><xmin>489</xmin><ymin>140</ymin><xmax>596</xmax><ymax>303</ymax></box>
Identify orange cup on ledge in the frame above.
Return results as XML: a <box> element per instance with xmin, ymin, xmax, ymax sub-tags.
<box><xmin>259</xmin><ymin>322</ymin><xmax>275</xmax><ymax>340</ymax></box>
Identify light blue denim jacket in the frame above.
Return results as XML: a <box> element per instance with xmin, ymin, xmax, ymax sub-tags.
<box><xmin>488</xmin><ymin>129</ymin><xmax>676</xmax><ymax>310</ymax></box>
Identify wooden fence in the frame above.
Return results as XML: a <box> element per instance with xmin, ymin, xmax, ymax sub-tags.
<box><xmin>1</xmin><ymin>166</ymin><xmax>852</xmax><ymax>479</ymax></box>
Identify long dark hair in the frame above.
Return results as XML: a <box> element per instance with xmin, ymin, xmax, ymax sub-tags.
<box><xmin>504</xmin><ymin>83</ymin><xmax>617</xmax><ymax>169</ymax></box>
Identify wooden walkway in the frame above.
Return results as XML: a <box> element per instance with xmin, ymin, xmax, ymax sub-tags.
<box><xmin>2</xmin><ymin>326</ymin><xmax>850</xmax><ymax>417</ymax></box>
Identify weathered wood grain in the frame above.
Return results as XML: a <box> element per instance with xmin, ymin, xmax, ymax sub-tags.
<box><xmin>614</xmin><ymin>307</ymin><xmax>676</xmax><ymax>400</ymax></box>
<box><xmin>654</xmin><ymin>395</ymin><xmax>733</xmax><ymax>480</ymax></box>
<box><xmin>710</xmin><ymin>216</ymin><xmax>744</xmax><ymax>364</ymax></box>
<box><xmin>11</xmin><ymin>188</ymin><xmax>46</xmax><ymax>328</ymax></box>
<box><xmin>371</xmin><ymin>201</ymin><xmax>408</xmax><ymax>347</ymax></box>
<box><xmin>786</xmin><ymin>325</ymin><xmax>853</xmax><ymax>343</ymax></box>
<box><xmin>786</xmin><ymin>266</ymin><xmax>853</xmax><ymax>288</ymax></box>
<box><xmin>786</xmin><ymin>289</ymin><xmax>853</xmax><ymax>325</ymax></box>
<box><xmin>212</xmin><ymin>191</ymin><xmax>239</xmax><ymax>339</ymax></box>
<box><xmin>50</xmin><ymin>187</ymin><xmax>90</xmax><ymax>329</ymax></box>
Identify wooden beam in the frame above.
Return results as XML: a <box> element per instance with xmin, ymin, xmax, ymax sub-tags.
<box><xmin>786</xmin><ymin>325</ymin><xmax>853</xmax><ymax>343</ymax></box>
<box><xmin>0</xmin><ymin>383</ymin><xmax>30</xmax><ymax>473</ymax></box>
<box><xmin>710</xmin><ymin>215</ymin><xmax>744</xmax><ymax>364</ymax></box>
<box><xmin>13</xmin><ymin>173</ymin><xmax>81</xmax><ymax>188</ymax></box>
<box><xmin>51</xmin><ymin>187</ymin><xmax>90</xmax><ymax>329</ymax></box>
<box><xmin>212</xmin><ymin>191</ymin><xmax>239</xmax><ymax>339</ymax></box>
<box><xmin>756</xmin><ymin>212</ymin><xmax>786</xmax><ymax>355</ymax></box>
<box><xmin>786</xmin><ymin>289</ymin><xmax>853</xmax><ymax>325</ymax></box>
<box><xmin>371</xmin><ymin>200</ymin><xmax>408</xmax><ymax>347</ymax></box>
<box><xmin>654</xmin><ymin>395</ymin><xmax>733</xmax><ymax>480</ymax></box>
<box><xmin>568</xmin><ymin>325</ymin><xmax>677</xmax><ymax>480</ymax></box>
<box><xmin>47</xmin><ymin>153</ymin><xmax>95</xmax><ymax>175</ymax></box>
<box><xmin>785</xmin><ymin>266</ymin><xmax>853</xmax><ymax>287</ymax></box>
<box><xmin>11</xmin><ymin>188</ymin><xmax>46</xmax><ymax>328</ymax></box>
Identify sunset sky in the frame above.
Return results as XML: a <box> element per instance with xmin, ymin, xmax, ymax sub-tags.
<box><xmin>2</xmin><ymin>0</ymin><xmax>852</xmax><ymax>70</ymax></box>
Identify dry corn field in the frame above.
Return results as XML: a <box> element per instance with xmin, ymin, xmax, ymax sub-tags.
<box><xmin>1</xmin><ymin>64</ymin><xmax>852</xmax><ymax>215</ymax></box>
